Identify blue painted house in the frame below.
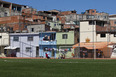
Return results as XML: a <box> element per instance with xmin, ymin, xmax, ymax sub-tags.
<box><xmin>39</xmin><ymin>32</ymin><xmax>57</xmax><ymax>58</ymax></box>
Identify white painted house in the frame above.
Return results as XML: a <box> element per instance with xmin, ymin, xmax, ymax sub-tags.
<box><xmin>8</xmin><ymin>33</ymin><xmax>39</xmax><ymax>57</ymax></box>
<box><xmin>80</xmin><ymin>21</ymin><xmax>96</xmax><ymax>43</ymax></box>
<box><xmin>0</xmin><ymin>33</ymin><xmax>9</xmax><ymax>57</ymax></box>
<box><xmin>79</xmin><ymin>20</ymin><xmax>116</xmax><ymax>58</ymax></box>
<box><xmin>80</xmin><ymin>20</ymin><xmax>116</xmax><ymax>43</ymax></box>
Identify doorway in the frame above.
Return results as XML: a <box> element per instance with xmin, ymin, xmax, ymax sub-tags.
<box><xmin>36</xmin><ymin>47</ymin><xmax>39</xmax><ymax>57</ymax></box>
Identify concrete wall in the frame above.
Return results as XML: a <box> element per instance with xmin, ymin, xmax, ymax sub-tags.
<box><xmin>80</xmin><ymin>21</ymin><xmax>116</xmax><ymax>43</ymax></box>
<box><xmin>109</xmin><ymin>17</ymin><xmax>116</xmax><ymax>26</ymax></box>
<box><xmin>10</xmin><ymin>33</ymin><xmax>39</xmax><ymax>57</ymax></box>
<box><xmin>0</xmin><ymin>15</ymin><xmax>25</xmax><ymax>32</ymax></box>
<box><xmin>0</xmin><ymin>33</ymin><xmax>9</xmax><ymax>57</ymax></box>
<box><xmin>110</xmin><ymin>34</ymin><xmax>116</xmax><ymax>43</ymax></box>
<box><xmin>65</xmin><ymin>14</ymin><xmax>78</xmax><ymax>22</ymax></box>
<box><xmin>0</xmin><ymin>1</ymin><xmax>24</xmax><ymax>17</ymax></box>
<box><xmin>97</xmin><ymin>33</ymin><xmax>116</xmax><ymax>43</ymax></box>
<box><xmin>56</xmin><ymin>31</ymin><xmax>74</xmax><ymax>45</ymax></box>
<box><xmin>27</xmin><ymin>24</ymin><xmax>45</xmax><ymax>33</ymax></box>
<box><xmin>96</xmin><ymin>33</ymin><xmax>110</xmax><ymax>42</ymax></box>
<box><xmin>80</xmin><ymin>21</ymin><xmax>96</xmax><ymax>43</ymax></box>
<box><xmin>47</xmin><ymin>21</ymin><xmax>62</xmax><ymax>31</ymax></box>
<box><xmin>0</xmin><ymin>33</ymin><xmax>9</xmax><ymax>46</ymax></box>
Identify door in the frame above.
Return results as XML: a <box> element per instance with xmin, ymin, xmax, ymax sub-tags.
<box><xmin>36</xmin><ymin>47</ymin><xmax>39</xmax><ymax>57</ymax></box>
<box><xmin>51</xmin><ymin>49</ymin><xmax>55</xmax><ymax>57</ymax></box>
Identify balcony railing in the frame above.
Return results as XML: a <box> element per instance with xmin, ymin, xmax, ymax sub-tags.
<box><xmin>39</xmin><ymin>40</ymin><xmax>57</xmax><ymax>45</ymax></box>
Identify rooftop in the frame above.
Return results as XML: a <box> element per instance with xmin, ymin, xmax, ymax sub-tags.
<box><xmin>73</xmin><ymin>42</ymin><xmax>113</xmax><ymax>49</ymax></box>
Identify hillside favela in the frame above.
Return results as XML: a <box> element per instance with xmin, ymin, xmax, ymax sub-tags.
<box><xmin>1</xmin><ymin>0</ymin><xmax>116</xmax><ymax>77</ymax></box>
<box><xmin>0</xmin><ymin>0</ymin><xmax>116</xmax><ymax>59</ymax></box>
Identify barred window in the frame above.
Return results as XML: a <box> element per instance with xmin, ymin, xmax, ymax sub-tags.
<box><xmin>28</xmin><ymin>36</ymin><xmax>33</xmax><ymax>41</ymax></box>
<box><xmin>26</xmin><ymin>47</ymin><xmax>31</xmax><ymax>52</ymax></box>
<box><xmin>100</xmin><ymin>34</ymin><xmax>106</xmax><ymax>38</ymax></box>
<box><xmin>62</xmin><ymin>34</ymin><xmax>68</xmax><ymax>39</ymax></box>
<box><xmin>13</xmin><ymin>36</ymin><xmax>19</xmax><ymax>41</ymax></box>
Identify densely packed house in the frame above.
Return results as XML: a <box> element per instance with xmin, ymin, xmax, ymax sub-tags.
<box><xmin>0</xmin><ymin>0</ymin><xmax>116</xmax><ymax>58</ymax></box>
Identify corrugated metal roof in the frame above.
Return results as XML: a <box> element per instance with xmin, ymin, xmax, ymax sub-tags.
<box><xmin>73</xmin><ymin>42</ymin><xmax>113</xmax><ymax>49</ymax></box>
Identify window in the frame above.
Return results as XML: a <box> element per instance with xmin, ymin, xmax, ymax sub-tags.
<box><xmin>54</xmin><ymin>24</ymin><xmax>56</xmax><ymax>26</ymax></box>
<box><xmin>89</xmin><ymin>21</ymin><xmax>95</xmax><ymax>25</ymax></box>
<box><xmin>26</xmin><ymin>47</ymin><xmax>31</xmax><ymax>52</ymax></box>
<box><xmin>13</xmin><ymin>36</ymin><xmax>19</xmax><ymax>41</ymax></box>
<box><xmin>57</xmin><ymin>18</ymin><xmax>59</xmax><ymax>21</ymax></box>
<box><xmin>43</xmin><ymin>16</ymin><xmax>45</xmax><ymax>19</ymax></box>
<box><xmin>100</xmin><ymin>34</ymin><xmax>106</xmax><ymax>38</ymax></box>
<box><xmin>43</xmin><ymin>47</ymin><xmax>48</xmax><ymax>51</ymax></box>
<box><xmin>114</xmin><ymin>21</ymin><xmax>116</xmax><ymax>24</ymax></box>
<box><xmin>43</xmin><ymin>35</ymin><xmax>50</xmax><ymax>41</ymax></box>
<box><xmin>104</xmin><ymin>16</ymin><xmax>107</xmax><ymax>19</ymax></box>
<box><xmin>31</xmin><ymin>28</ymin><xmax>34</xmax><ymax>32</ymax></box>
<box><xmin>64</xmin><ymin>29</ymin><xmax>69</xmax><ymax>32</ymax></box>
<box><xmin>48</xmin><ymin>23</ymin><xmax>50</xmax><ymax>26</ymax></box>
<box><xmin>24</xmin><ymin>26</ymin><xmax>27</xmax><ymax>29</ymax></box>
<box><xmin>16</xmin><ymin>48</ymin><xmax>20</xmax><ymax>52</ymax></box>
<box><xmin>52</xmin><ymin>49</ymin><xmax>55</xmax><ymax>57</ymax></box>
<box><xmin>62</xmin><ymin>34</ymin><xmax>68</xmax><ymax>39</ymax></box>
<box><xmin>17</xmin><ymin>7</ymin><xmax>21</xmax><ymax>11</ymax></box>
<box><xmin>79</xmin><ymin>15</ymin><xmax>82</xmax><ymax>19</ymax></box>
<box><xmin>87</xmin><ymin>15</ymin><xmax>94</xmax><ymax>19</ymax></box>
<box><xmin>28</xmin><ymin>36</ymin><xmax>33</xmax><ymax>41</ymax></box>
<box><xmin>3</xmin><ymin>4</ymin><xmax>10</xmax><ymax>8</ymax></box>
<box><xmin>50</xmin><ymin>33</ymin><xmax>55</xmax><ymax>40</ymax></box>
<box><xmin>86</xmin><ymin>10</ymin><xmax>89</xmax><ymax>14</ymax></box>
<box><xmin>0</xmin><ymin>36</ymin><xmax>2</xmax><ymax>38</ymax></box>
<box><xmin>33</xmin><ymin>19</ymin><xmax>38</xmax><ymax>22</ymax></box>
<box><xmin>12</xmin><ymin>6</ymin><xmax>16</xmax><ymax>11</ymax></box>
<box><xmin>91</xmin><ymin>16</ymin><xmax>94</xmax><ymax>19</ymax></box>
<box><xmin>4</xmin><ymin>12</ymin><xmax>7</xmax><ymax>17</ymax></box>
<box><xmin>114</xmin><ymin>34</ymin><xmax>116</xmax><ymax>37</ymax></box>
<box><xmin>92</xmin><ymin>10</ymin><xmax>94</xmax><ymax>13</ymax></box>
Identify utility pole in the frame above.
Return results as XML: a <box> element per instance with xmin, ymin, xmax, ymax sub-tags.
<box><xmin>93</xmin><ymin>21</ymin><xmax>96</xmax><ymax>59</ymax></box>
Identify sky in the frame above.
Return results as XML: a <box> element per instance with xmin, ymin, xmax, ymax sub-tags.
<box><xmin>4</xmin><ymin>0</ymin><xmax>116</xmax><ymax>15</ymax></box>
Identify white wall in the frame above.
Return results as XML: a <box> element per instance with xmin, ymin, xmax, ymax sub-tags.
<box><xmin>10</xmin><ymin>33</ymin><xmax>39</xmax><ymax>57</ymax></box>
<box><xmin>96</xmin><ymin>34</ymin><xmax>109</xmax><ymax>42</ymax></box>
<box><xmin>110</xmin><ymin>34</ymin><xmax>116</xmax><ymax>43</ymax></box>
<box><xmin>97</xmin><ymin>33</ymin><xmax>116</xmax><ymax>43</ymax></box>
<box><xmin>80</xmin><ymin>21</ymin><xmax>96</xmax><ymax>43</ymax></box>
<box><xmin>80</xmin><ymin>21</ymin><xmax>116</xmax><ymax>43</ymax></box>
<box><xmin>27</xmin><ymin>24</ymin><xmax>45</xmax><ymax>33</ymax></box>
<box><xmin>0</xmin><ymin>33</ymin><xmax>9</xmax><ymax>46</ymax></box>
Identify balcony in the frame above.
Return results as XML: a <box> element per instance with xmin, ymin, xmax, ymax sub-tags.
<box><xmin>39</xmin><ymin>40</ymin><xmax>57</xmax><ymax>45</ymax></box>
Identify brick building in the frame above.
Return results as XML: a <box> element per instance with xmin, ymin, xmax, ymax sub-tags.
<box><xmin>0</xmin><ymin>0</ymin><xmax>28</xmax><ymax>17</ymax></box>
<box><xmin>0</xmin><ymin>15</ymin><xmax>32</xmax><ymax>33</ymax></box>
<box><xmin>78</xmin><ymin>9</ymin><xmax>109</xmax><ymax>22</ymax></box>
<box><xmin>109</xmin><ymin>15</ymin><xmax>116</xmax><ymax>26</ymax></box>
